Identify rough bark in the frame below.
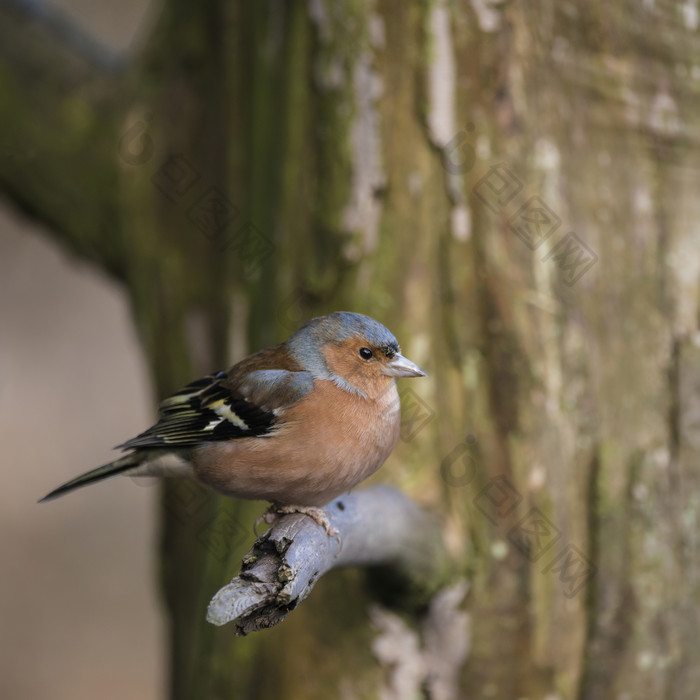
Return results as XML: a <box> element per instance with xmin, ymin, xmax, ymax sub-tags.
<box><xmin>207</xmin><ymin>487</ymin><xmax>449</xmax><ymax>634</ymax></box>
<box><xmin>3</xmin><ymin>0</ymin><xmax>700</xmax><ymax>698</ymax></box>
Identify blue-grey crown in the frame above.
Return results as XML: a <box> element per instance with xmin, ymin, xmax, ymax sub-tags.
<box><xmin>288</xmin><ymin>312</ymin><xmax>400</xmax><ymax>379</ymax></box>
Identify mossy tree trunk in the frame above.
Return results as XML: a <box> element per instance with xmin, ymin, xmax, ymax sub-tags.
<box><xmin>2</xmin><ymin>0</ymin><xmax>700</xmax><ymax>698</ymax></box>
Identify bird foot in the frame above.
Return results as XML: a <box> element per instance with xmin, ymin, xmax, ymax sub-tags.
<box><xmin>254</xmin><ymin>503</ymin><xmax>340</xmax><ymax>540</ymax></box>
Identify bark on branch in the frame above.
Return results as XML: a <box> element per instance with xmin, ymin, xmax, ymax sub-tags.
<box><xmin>207</xmin><ymin>486</ymin><xmax>449</xmax><ymax>636</ymax></box>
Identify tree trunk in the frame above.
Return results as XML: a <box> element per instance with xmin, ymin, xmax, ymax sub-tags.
<box><xmin>2</xmin><ymin>0</ymin><xmax>699</xmax><ymax>698</ymax></box>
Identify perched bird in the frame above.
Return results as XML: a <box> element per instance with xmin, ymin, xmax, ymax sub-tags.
<box><xmin>41</xmin><ymin>312</ymin><xmax>426</xmax><ymax>533</ymax></box>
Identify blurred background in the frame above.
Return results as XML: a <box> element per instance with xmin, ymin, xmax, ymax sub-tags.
<box><xmin>0</xmin><ymin>1</ymin><xmax>162</xmax><ymax>699</ymax></box>
<box><xmin>3</xmin><ymin>1</ymin><xmax>700</xmax><ymax>699</ymax></box>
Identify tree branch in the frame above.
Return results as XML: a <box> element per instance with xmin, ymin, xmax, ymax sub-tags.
<box><xmin>0</xmin><ymin>0</ymin><xmax>127</xmax><ymax>279</ymax></box>
<box><xmin>207</xmin><ymin>486</ymin><xmax>450</xmax><ymax>636</ymax></box>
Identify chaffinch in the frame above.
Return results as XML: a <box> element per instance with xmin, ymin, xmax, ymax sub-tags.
<box><xmin>41</xmin><ymin>312</ymin><xmax>426</xmax><ymax>532</ymax></box>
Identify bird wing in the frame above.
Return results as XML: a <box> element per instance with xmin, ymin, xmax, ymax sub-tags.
<box><xmin>117</xmin><ymin>367</ymin><xmax>315</xmax><ymax>450</ymax></box>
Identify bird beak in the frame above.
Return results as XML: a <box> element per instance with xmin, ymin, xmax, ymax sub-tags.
<box><xmin>383</xmin><ymin>353</ymin><xmax>428</xmax><ymax>378</ymax></box>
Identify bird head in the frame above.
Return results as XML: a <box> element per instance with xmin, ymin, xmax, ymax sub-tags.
<box><xmin>288</xmin><ymin>312</ymin><xmax>426</xmax><ymax>398</ymax></box>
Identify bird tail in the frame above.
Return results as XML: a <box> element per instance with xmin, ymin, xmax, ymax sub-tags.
<box><xmin>39</xmin><ymin>453</ymin><xmax>141</xmax><ymax>503</ymax></box>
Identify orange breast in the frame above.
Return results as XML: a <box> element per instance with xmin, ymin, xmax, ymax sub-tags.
<box><xmin>192</xmin><ymin>379</ymin><xmax>401</xmax><ymax>506</ymax></box>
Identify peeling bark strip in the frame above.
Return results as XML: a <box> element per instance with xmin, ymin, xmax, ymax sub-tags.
<box><xmin>207</xmin><ymin>486</ymin><xmax>449</xmax><ymax>635</ymax></box>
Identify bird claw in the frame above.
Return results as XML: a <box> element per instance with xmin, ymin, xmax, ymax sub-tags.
<box><xmin>253</xmin><ymin>509</ymin><xmax>278</xmax><ymax>536</ymax></box>
<box><xmin>254</xmin><ymin>504</ymin><xmax>341</xmax><ymax>546</ymax></box>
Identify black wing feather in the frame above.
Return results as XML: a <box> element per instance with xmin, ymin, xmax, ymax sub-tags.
<box><xmin>118</xmin><ymin>372</ymin><xmax>276</xmax><ymax>450</ymax></box>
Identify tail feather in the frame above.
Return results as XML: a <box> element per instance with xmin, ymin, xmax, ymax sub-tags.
<box><xmin>39</xmin><ymin>454</ymin><xmax>140</xmax><ymax>503</ymax></box>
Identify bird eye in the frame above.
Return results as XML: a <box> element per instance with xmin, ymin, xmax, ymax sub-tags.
<box><xmin>359</xmin><ymin>347</ymin><xmax>373</xmax><ymax>360</ymax></box>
